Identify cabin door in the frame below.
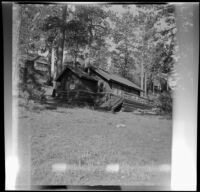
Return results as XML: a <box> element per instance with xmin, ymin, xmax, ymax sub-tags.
<box><xmin>65</xmin><ymin>76</ymin><xmax>76</xmax><ymax>92</ymax></box>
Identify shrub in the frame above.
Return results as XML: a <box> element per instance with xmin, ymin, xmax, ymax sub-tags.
<box><xmin>158</xmin><ymin>91</ymin><xmax>173</xmax><ymax>113</ymax></box>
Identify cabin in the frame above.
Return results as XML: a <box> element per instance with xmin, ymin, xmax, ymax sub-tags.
<box><xmin>21</xmin><ymin>55</ymin><xmax>50</xmax><ymax>85</ymax></box>
<box><xmin>55</xmin><ymin>66</ymin><xmax>98</xmax><ymax>105</ymax></box>
<box><xmin>55</xmin><ymin>65</ymin><xmax>152</xmax><ymax>111</ymax></box>
<box><xmin>85</xmin><ymin>66</ymin><xmax>143</xmax><ymax>97</ymax></box>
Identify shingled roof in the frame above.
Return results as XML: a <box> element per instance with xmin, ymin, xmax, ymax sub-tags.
<box><xmin>89</xmin><ymin>67</ymin><xmax>143</xmax><ymax>91</ymax></box>
<box><xmin>56</xmin><ymin>66</ymin><xmax>98</xmax><ymax>82</ymax></box>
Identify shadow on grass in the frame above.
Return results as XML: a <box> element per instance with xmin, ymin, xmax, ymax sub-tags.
<box><xmin>158</xmin><ymin>114</ymin><xmax>172</xmax><ymax>120</ymax></box>
<box><xmin>132</xmin><ymin>113</ymin><xmax>172</xmax><ymax>120</ymax></box>
<box><xmin>18</xmin><ymin>97</ymin><xmax>125</xmax><ymax>115</ymax></box>
<box><xmin>42</xmin><ymin>98</ymin><xmax>113</xmax><ymax>113</ymax></box>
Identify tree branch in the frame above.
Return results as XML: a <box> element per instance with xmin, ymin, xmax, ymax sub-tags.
<box><xmin>92</xmin><ymin>24</ymin><xmax>106</xmax><ymax>30</ymax></box>
<box><xmin>156</xmin><ymin>26</ymin><xmax>176</xmax><ymax>34</ymax></box>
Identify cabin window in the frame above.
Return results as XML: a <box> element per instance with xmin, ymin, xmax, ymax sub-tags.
<box><xmin>118</xmin><ymin>89</ymin><xmax>122</xmax><ymax>95</ymax></box>
<box><xmin>68</xmin><ymin>78</ymin><xmax>76</xmax><ymax>90</ymax></box>
<box><xmin>69</xmin><ymin>83</ymin><xmax>75</xmax><ymax>90</ymax></box>
<box><xmin>112</xmin><ymin>88</ymin><xmax>122</xmax><ymax>96</ymax></box>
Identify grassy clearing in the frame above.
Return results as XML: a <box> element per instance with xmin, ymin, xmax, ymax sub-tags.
<box><xmin>18</xmin><ymin>99</ymin><xmax>172</xmax><ymax>186</ymax></box>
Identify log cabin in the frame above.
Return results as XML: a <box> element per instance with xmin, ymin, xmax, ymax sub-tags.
<box><xmin>55</xmin><ymin>66</ymin><xmax>99</xmax><ymax>105</ymax></box>
<box><xmin>84</xmin><ymin>66</ymin><xmax>152</xmax><ymax>111</ymax></box>
<box><xmin>54</xmin><ymin>65</ymin><xmax>153</xmax><ymax>111</ymax></box>
<box><xmin>85</xmin><ymin>66</ymin><xmax>143</xmax><ymax>97</ymax></box>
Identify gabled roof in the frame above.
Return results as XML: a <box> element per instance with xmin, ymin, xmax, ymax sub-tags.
<box><xmin>89</xmin><ymin>67</ymin><xmax>143</xmax><ymax>91</ymax></box>
<box><xmin>56</xmin><ymin>66</ymin><xmax>98</xmax><ymax>82</ymax></box>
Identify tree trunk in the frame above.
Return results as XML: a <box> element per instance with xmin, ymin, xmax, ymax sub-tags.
<box><xmin>153</xmin><ymin>82</ymin><xmax>154</xmax><ymax>95</ymax></box>
<box><xmin>141</xmin><ymin>36</ymin><xmax>145</xmax><ymax>97</ymax></box>
<box><xmin>56</xmin><ymin>6</ymin><xmax>67</xmax><ymax>77</ymax></box>
<box><xmin>47</xmin><ymin>49</ymin><xmax>52</xmax><ymax>85</ymax></box>
<box><xmin>53</xmin><ymin>47</ymin><xmax>58</xmax><ymax>81</ymax></box>
<box><xmin>51</xmin><ymin>46</ymin><xmax>55</xmax><ymax>78</ymax></box>
<box><xmin>74</xmin><ymin>42</ymin><xmax>79</xmax><ymax>67</ymax></box>
<box><xmin>141</xmin><ymin>61</ymin><xmax>144</xmax><ymax>96</ymax></box>
<box><xmin>166</xmin><ymin>80</ymin><xmax>169</xmax><ymax>91</ymax></box>
<box><xmin>144</xmin><ymin>72</ymin><xmax>147</xmax><ymax>97</ymax></box>
<box><xmin>74</xmin><ymin>53</ymin><xmax>77</xmax><ymax>66</ymax></box>
<box><xmin>85</xmin><ymin>45</ymin><xmax>90</xmax><ymax>67</ymax></box>
<box><xmin>123</xmin><ymin>54</ymin><xmax>128</xmax><ymax>78</ymax></box>
<box><xmin>123</xmin><ymin>43</ymin><xmax>129</xmax><ymax>78</ymax></box>
<box><xmin>87</xmin><ymin>20</ymin><xmax>93</xmax><ymax>66</ymax></box>
<box><xmin>52</xmin><ymin>47</ymin><xmax>58</xmax><ymax>96</ymax></box>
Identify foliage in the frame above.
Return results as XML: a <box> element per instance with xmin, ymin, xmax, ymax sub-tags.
<box><xmin>41</xmin><ymin>4</ymin><xmax>111</xmax><ymax>69</ymax></box>
<box><xmin>132</xmin><ymin>4</ymin><xmax>177</xmax><ymax>92</ymax></box>
<box><xmin>110</xmin><ymin>11</ymin><xmax>137</xmax><ymax>78</ymax></box>
<box><xmin>158</xmin><ymin>91</ymin><xmax>172</xmax><ymax>113</ymax></box>
<box><xmin>16</xmin><ymin>4</ymin><xmax>184</xmax><ymax>103</ymax></box>
<box><xmin>74</xmin><ymin>5</ymin><xmax>111</xmax><ymax>67</ymax></box>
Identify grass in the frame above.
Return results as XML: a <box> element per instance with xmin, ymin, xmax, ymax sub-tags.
<box><xmin>17</xmin><ymin>98</ymin><xmax>172</xmax><ymax>186</ymax></box>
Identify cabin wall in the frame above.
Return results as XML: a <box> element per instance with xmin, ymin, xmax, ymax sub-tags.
<box><xmin>89</xmin><ymin>72</ymin><xmax>112</xmax><ymax>92</ymax></box>
<box><xmin>87</xmin><ymin>69</ymin><xmax>141</xmax><ymax>96</ymax></box>
<box><xmin>57</xmin><ymin>70</ymin><xmax>98</xmax><ymax>105</ymax></box>
<box><xmin>59</xmin><ymin>71</ymin><xmax>97</xmax><ymax>93</ymax></box>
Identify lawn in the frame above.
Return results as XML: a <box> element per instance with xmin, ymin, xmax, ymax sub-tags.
<box><xmin>17</xmin><ymin>99</ymin><xmax>172</xmax><ymax>186</ymax></box>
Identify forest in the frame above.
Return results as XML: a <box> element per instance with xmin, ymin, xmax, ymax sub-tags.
<box><xmin>13</xmin><ymin>3</ymin><xmax>183</xmax><ymax>113</ymax></box>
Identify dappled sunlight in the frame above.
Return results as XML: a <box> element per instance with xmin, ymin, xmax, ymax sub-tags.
<box><xmin>51</xmin><ymin>162</ymin><xmax>170</xmax><ymax>174</ymax></box>
<box><xmin>49</xmin><ymin>161</ymin><xmax>171</xmax><ymax>186</ymax></box>
<box><xmin>106</xmin><ymin>164</ymin><xmax>120</xmax><ymax>173</ymax></box>
<box><xmin>52</xmin><ymin>163</ymin><xmax>67</xmax><ymax>172</ymax></box>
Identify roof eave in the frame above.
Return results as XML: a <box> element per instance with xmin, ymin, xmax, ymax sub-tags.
<box><xmin>56</xmin><ymin>67</ymin><xmax>98</xmax><ymax>82</ymax></box>
<box><xmin>89</xmin><ymin>67</ymin><xmax>110</xmax><ymax>81</ymax></box>
<box><xmin>81</xmin><ymin>76</ymin><xmax>98</xmax><ymax>82</ymax></box>
<box><xmin>110</xmin><ymin>79</ymin><xmax>143</xmax><ymax>92</ymax></box>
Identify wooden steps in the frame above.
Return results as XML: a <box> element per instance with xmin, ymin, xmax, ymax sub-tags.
<box><xmin>111</xmin><ymin>97</ymin><xmax>124</xmax><ymax>112</ymax></box>
<box><xmin>122</xmin><ymin>98</ymin><xmax>152</xmax><ymax>112</ymax></box>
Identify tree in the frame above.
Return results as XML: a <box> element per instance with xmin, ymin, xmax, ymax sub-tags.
<box><xmin>74</xmin><ymin>5</ymin><xmax>111</xmax><ymax>68</ymax></box>
<box><xmin>18</xmin><ymin>4</ymin><xmax>64</xmax><ymax>86</ymax></box>
<box><xmin>42</xmin><ymin>5</ymin><xmax>69</xmax><ymax>79</ymax></box>
<box><xmin>64</xmin><ymin>19</ymin><xmax>88</xmax><ymax>65</ymax></box>
<box><xmin>42</xmin><ymin>4</ymin><xmax>111</xmax><ymax>72</ymax></box>
<box><xmin>110</xmin><ymin>11</ymin><xmax>137</xmax><ymax>78</ymax></box>
<box><xmin>17</xmin><ymin>4</ymin><xmax>178</xmax><ymax>101</ymax></box>
<box><xmin>133</xmin><ymin>4</ymin><xmax>177</xmax><ymax>95</ymax></box>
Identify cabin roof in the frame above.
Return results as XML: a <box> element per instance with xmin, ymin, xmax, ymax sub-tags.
<box><xmin>56</xmin><ymin>66</ymin><xmax>98</xmax><ymax>82</ymax></box>
<box><xmin>89</xmin><ymin>67</ymin><xmax>143</xmax><ymax>91</ymax></box>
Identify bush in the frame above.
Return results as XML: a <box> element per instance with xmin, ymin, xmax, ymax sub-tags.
<box><xmin>158</xmin><ymin>91</ymin><xmax>173</xmax><ymax>113</ymax></box>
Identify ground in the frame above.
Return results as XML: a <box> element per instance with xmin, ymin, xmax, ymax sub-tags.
<box><xmin>16</xmin><ymin>98</ymin><xmax>172</xmax><ymax>187</ymax></box>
